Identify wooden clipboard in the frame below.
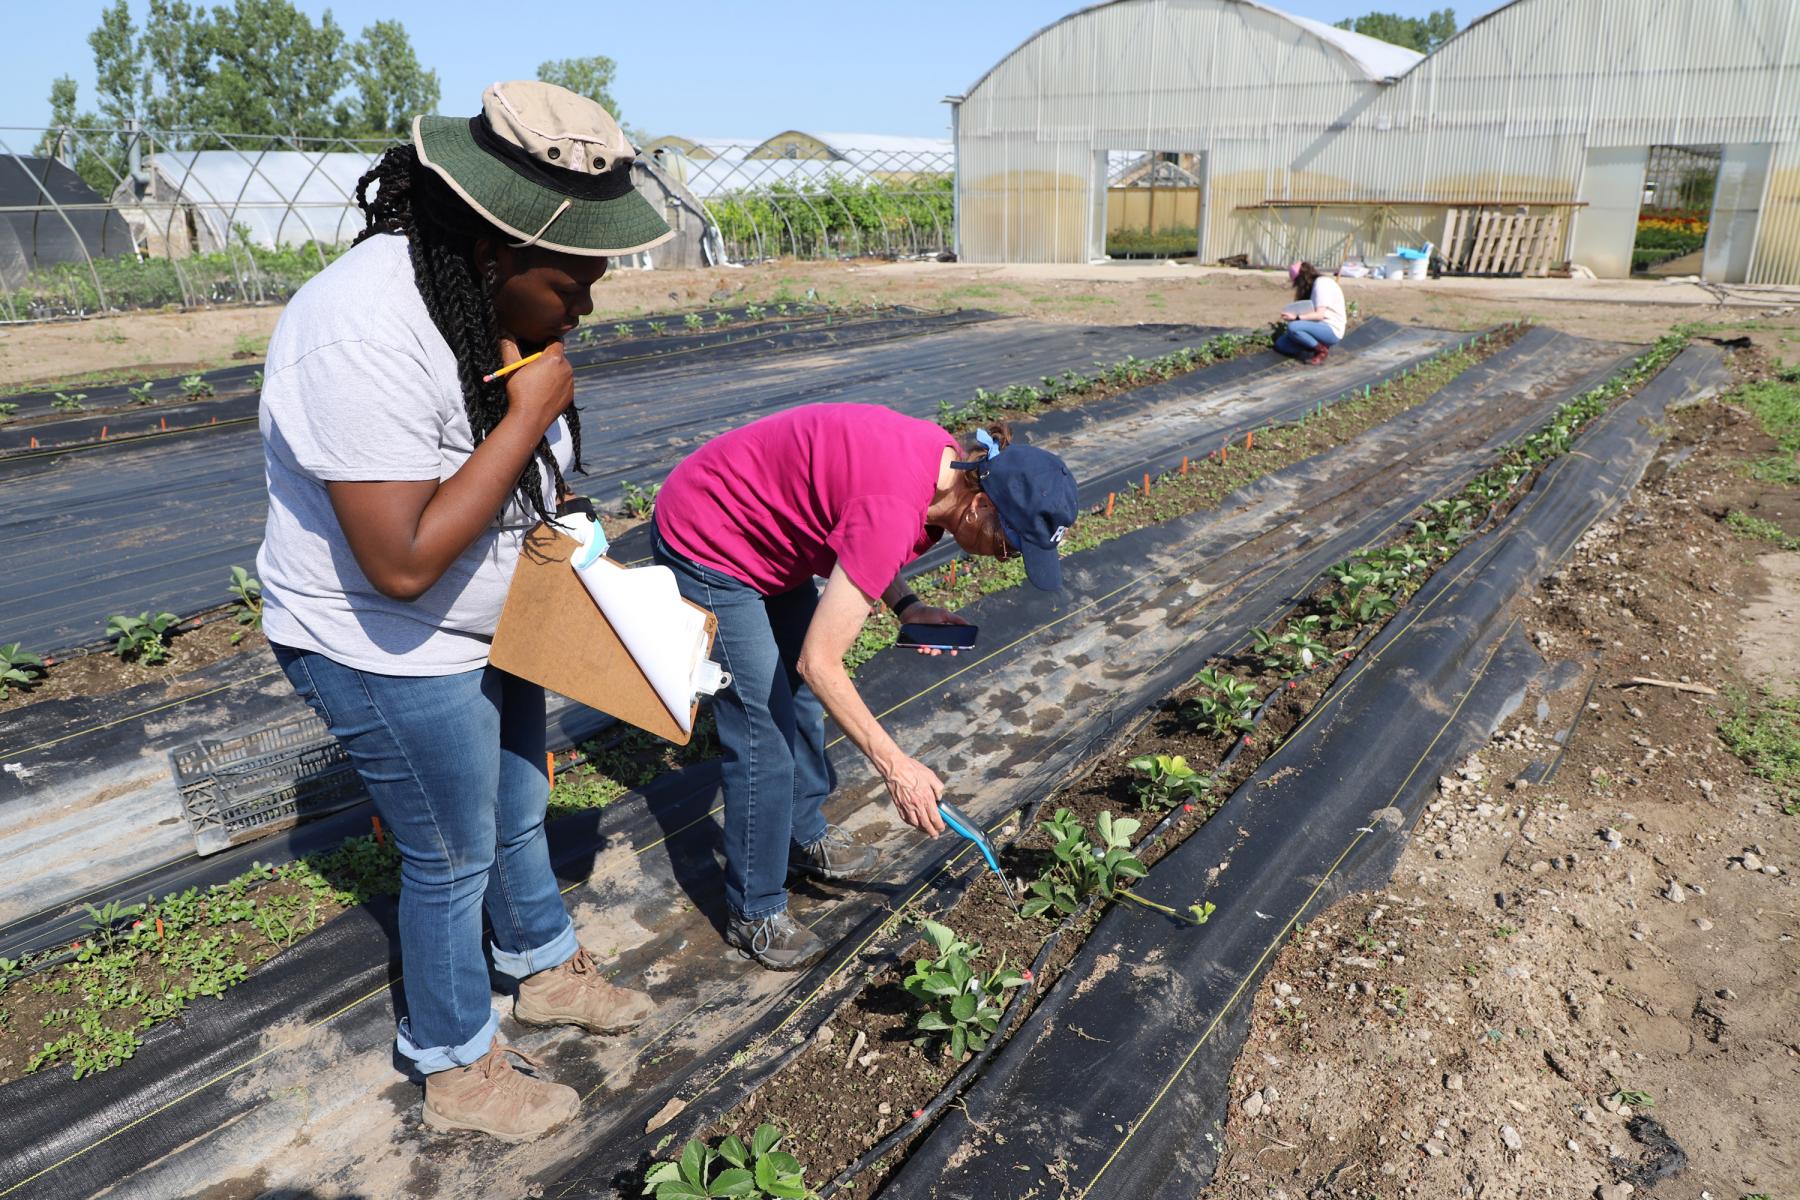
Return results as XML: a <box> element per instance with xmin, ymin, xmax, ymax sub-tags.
<box><xmin>490</xmin><ymin>523</ymin><xmax>718</xmax><ymax>745</ymax></box>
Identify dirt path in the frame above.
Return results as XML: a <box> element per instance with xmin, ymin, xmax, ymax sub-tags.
<box><xmin>6</xmin><ymin>259</ymin><xmax>1799</xmax><ymax>393</ymax></box>
<box><xmin>1198</xmin><ymin>377</ymin><xmax>1800</xmax><ymax>1200</ymax></box>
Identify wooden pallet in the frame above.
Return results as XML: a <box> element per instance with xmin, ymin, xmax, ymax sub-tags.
<box><xmin>1441</xmin><ymin>207</ymin><xmax>1564</xmax><ymax>276</ymax></box>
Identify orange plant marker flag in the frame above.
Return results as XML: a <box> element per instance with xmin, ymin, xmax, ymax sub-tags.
<box><xmin>1105</xmin><ymin>492</ymin><xmax>1115</xmax><ymax>517</ymax></box>
<box><xmin>371</xmin><ymin>815</ymin><xmax>385</xmax><ymax>846</ymax></box>
<box><xmin>1180</xmin><ymin>455</ymin><xmax>1189</xmax><ymax>475</ymax></box>
<box><xmin>546</xmin><ymin>750</ymin><xmax>556</xmax><ymax>784</ymax></box>
<box><xmin>1246</xmin><ymin>429</ymin><xmax>1254</xmax><ymax>450</ymax></box>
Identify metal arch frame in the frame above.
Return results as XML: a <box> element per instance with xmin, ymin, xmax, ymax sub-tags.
<box><xmin>0</xmin><ymin>130</ymin><xmax>113</xmax><ymax>318</ymax></box>
<box><xmin>0</xmin><ymin>125</ymin><xmax>955</xmax><ymax>315</ymax></box>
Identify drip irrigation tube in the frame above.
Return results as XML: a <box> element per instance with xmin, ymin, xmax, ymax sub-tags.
<box><xmin>879</xmin><ymin>344</ymin><xmax>1731</xmax><ymax>1200</ymax></box>
<box><xmin>0</xmin><ymin>330</ymin><xmax>1660</xmax><ymax>1200</ymax></box>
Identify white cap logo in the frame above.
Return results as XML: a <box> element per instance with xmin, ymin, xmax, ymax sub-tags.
<box><xmin>1051</xmin><ymin>525</ymin><xmax>1068</xmax><ymax>545</ymax></box>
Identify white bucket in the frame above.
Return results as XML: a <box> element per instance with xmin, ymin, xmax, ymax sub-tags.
<box><xmin>1409</xmin><ymin>258</ymin><xmax>1429</xmax><ymax>280</ymax></box>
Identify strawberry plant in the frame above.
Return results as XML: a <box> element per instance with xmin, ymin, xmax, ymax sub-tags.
<box><xmin>127</xmin><ymin>381</ymin><xmax>157</xmax><ymax>405</ymax></box>
<box><xmin>180</xmin><ymin>373</ymin><xmax>213</xmax><ymax>399</ymax></box>
<box><xmin>642</xmin><ymin>1124</ymin><xmax>811</xmax><ymax>1199</ymax></box>
<box><xmin>108</xmin><ymin>611</ymin><xmax>180</xmax><ymax>664</ymax></box>
<box><xmin>1022</xmin><ymin>808</ymin><xmax>1146</xmax><ymax>919</ymax></box>
<box><xmin>0</xmin><ymin>402</ymin><xmax>15</xmax><ymax>422</ymax></box>
<box><xmin>684</xmin><ymin>312</ymin><xmax>704</xmax><ymax>331</ymax></box>
<box><xmin>1</xmin><ymin>642</ymin><xmax>45</xmax><ymax>698</ymax></box>
<box><xmin>901</xmin><ymin>918</ymin><xmax>1025</xmax><ymax>1059</ymax></box>
<box><xmin>1127</xmin><ymin>753</ymin><xmax>1214</xmax><ymax>810</ymax></box>
<box><xmin>744</xmin><ymin>302</ymin><xmax>766</xmax><ymax>320</ymax></box>
<box><xmin>52</xmin><ymin>392</ymin><xmax>87</xmax><ymax>412</ymax></box>
<box><xmin>714</xmin><ymin>310</ymin><xmax>734</xmax><ymax>326</ymax></box>
<box><xmin>620</xmin><ymin>480</ymin><xmax>661</xmax><ymax>519</ymax></box>
<box><xmin>614</xmin><ymin>322</ymin><xmax>634</xmax><ymax>337</ymax></box>
<box><xmin>647</xmin><ymin>320</ymin><xmax>667</xmax><ymax>336</ymax></box>
<box><xmin>1323</xmin><ymin>563</ymin><xmax>1397</xmax><ymax>631</ymax></box>
<box><xmin>1251</xmin><ymin>616</ymin><xmax>1328</xmax><ymax>677</ymax></box>
<box><xmin>1184</xmin><ymin>666</ymin><xmax>1258</xmax><ymax>736</ymax></box>
<box><xmin>228</xmin><ymin>566</ymin><xmax>263</xmax><ymax>640</ymax></box>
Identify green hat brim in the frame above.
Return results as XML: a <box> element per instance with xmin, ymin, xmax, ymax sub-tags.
<box><xmin>413</xmin><ymin>115</ymin><xmax>674</xmax><ymax>256</ymax></box>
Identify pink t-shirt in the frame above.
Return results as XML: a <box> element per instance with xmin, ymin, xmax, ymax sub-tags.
<box><xmin>656</xmin><ymin>404</ymin><xmax>955</xmax><ymax>598</ymax></box>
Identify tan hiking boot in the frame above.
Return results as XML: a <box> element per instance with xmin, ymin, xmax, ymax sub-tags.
<box><xmin>421</xmin><ymin>1042</ymin><xmax>578</xmax><ymax>1143</ymax></box>
<box><xmin>515</xmin><ymin>947</ymin><xmax>656</xmax><ymax>1034</ymax></box>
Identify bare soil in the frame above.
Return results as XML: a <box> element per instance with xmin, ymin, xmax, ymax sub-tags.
<box><xmin>0</xmin><ymin>612</ymin><xmax>265</xmax><ymax>716</ymax></box>
<box><xmin>1198</xmin><ymin>380</ymin><xmax>1800</xmax><ymax>1200</ymax></box>
<box><xmin>6</xmin><ymin>258</ymin><xmax>1798</xmax><ymax>394</ymax></box>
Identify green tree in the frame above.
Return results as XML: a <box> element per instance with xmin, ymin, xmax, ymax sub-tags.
<box><xmin>90</xmin><ymin>0</ymin><xmax>146</xmax><ymax>127</ymax></box>
<box><xmin>536</xmin><ymin>55</ymin><xmax>639</xmax><ymax>140</ymax></box>
<box><xmin>196</xmin><ymin>0</ymin><xmax>351</xmax><ymax>138</ymax></box>
<box><xmin>52</xmin><ymin>0</ymin><xmax>438</xmax><ymax>146</ymax></box>
<box><xmin>33</xmin><ymin>77</ymin><xmax>128</xmax><ymax>194</ymax></box>
<box><xmin>1334</xmin><ymin>8</ymin><xmax>1457</xmax><ymax>53</ymax></box>
<box><xmin>350</xmin><ymin>19</ymin><xmax>440</xmax><ymax>137</ymax></box>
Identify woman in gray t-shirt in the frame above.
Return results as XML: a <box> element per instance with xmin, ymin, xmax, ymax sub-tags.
<box><xmin>258</xmin><ymin>81</ymin><xmax>674</xmax><ymax>1143</ymax></box>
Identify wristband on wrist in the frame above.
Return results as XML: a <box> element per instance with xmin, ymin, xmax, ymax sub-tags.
<box><xmin>889</xmin><ymin>592</ymin><xmax>921</xmax><ymax>617</ymax></box>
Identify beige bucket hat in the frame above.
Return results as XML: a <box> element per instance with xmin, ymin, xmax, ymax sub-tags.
<box><xmin>413</xmin><ymin>80</ymin><xmax>673</xmax><ymax>256</ymax></box>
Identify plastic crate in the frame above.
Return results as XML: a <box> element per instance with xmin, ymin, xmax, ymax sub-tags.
<box><xmin>170</xmin><ymin>714</ymin><xmax>365</xmax><ymax>855</ymax></box>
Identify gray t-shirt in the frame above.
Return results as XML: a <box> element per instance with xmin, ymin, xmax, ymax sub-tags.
<box><xmin>256</xmin><ymin>233</ymin><xmax>570</xmax><ymax>676</ymax></box>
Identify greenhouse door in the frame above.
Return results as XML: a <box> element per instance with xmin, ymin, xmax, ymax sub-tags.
<box><xmin>1096</xmin><ymin>150</ymin><xmax>1206</xmax><ymax>260</ymax></box>
<box><xmin>1702</xmin><ymin>144</ymin><xmax>1773</xmax><ymax>284</ymax></box>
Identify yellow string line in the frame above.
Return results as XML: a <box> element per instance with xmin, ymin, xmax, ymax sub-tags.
<box><xmin>1081</xmin><ymin>615</ymin><xmax>1519</xmax><ymax>1195</ymax></box>
<box><xmin>0</xmin><ymin>668</ymin><xmax>286</xmax><ymax>762</ymax></box>
<box><xmin>1080</xmin><ymin>414</ymin><xmax>1616</xmax><ymax>1190</ymax></box>
<box><xmin>0</xmin><ymin>977</ymin><xmax>394</xmax><ymax>1199</ymax></box>
<box><xmin>7</xmin><ymin>376</ymin><xmax>1552</xmax><ymax>1193</ymax></box>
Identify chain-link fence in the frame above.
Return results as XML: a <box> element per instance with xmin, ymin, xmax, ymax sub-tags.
<box><xmin>0</xmin><ymin>125</ymin><xmax>954</xmax><ymax>322</ymax></box>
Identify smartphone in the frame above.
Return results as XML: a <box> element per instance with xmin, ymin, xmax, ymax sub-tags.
<box><xmin>896</xmin><ymin>622</ymin><xmax>978</xmax><ymax>651</ymax></box>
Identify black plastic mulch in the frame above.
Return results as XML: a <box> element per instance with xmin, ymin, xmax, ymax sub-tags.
<box><xmin>880</xmin><ymin>344</ymin><xmax>1731</xmax><ymax>1200</ymax></box>
<box><xmin>0</xmin><ymin>315</ymin><xmax>1213</xmax><ymax>653</ymax></box>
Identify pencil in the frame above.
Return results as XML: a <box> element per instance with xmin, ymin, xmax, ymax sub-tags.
<box><xmin>483</xmin><ymin>349</ymin><xmax>546</xmax><ymax>383</ymax></box>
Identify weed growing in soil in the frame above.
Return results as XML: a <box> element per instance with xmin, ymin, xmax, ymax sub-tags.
<box><xmin>1718</xmin><ymin>691</ymin><xmax>1800</xmax><ymax>802</ymax></box>
<box><xmin>1021</xmin><ymin>808</ymin><xmax>1145</xmax><ymax>919</ymax></box>
<box><xmin>937</xmin><ymin>330</ymin><xmax>1271</xmax><ymax>428</ymax></box>
<box><xmin>0</xmin><ymin>643</ymin><xmax>45</xmax><ymax>699</ymax></box>
<box><xmin>1735</xmin><ymin>372</ymin><xmax>1800</xmax><ymax>485</ymax></box>
<box><xmin>1127</xmin><ymin>753</ymin><xmax>1215</xmax><ymax>810</ymax></box>
<box><xmin>643</xmin><ymin>1124</ymin><xmax>812</xmax><ymax>1199</ymax></box>
<box><xmin>901</xmin><ymin>918</ymin><xmax>1026</xmax><ymax>1060</ymax></box>
<box><xmin>1725</xmin><ymin>509</ymin><xmax>1800</xmax><ymax>551</ymax></box>
<box><xmin>106</xmin><ymin>611</ymin><xmax>179</xmax><ymax>664</ymax></box>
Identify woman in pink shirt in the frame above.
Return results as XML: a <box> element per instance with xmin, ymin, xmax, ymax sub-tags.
<box><xmin>653</xmin><ymin>403</ymin><xmax>1077</xmax><ymax>969</ymax></box>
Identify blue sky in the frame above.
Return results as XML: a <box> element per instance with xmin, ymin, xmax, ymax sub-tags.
<box><xmin>3</xmin><ymin>1</ymin><xmax>1497</xmax><ymax>139</ymax></box>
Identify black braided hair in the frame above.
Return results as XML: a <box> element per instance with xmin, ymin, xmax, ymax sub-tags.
<box><xmin>353</xmin><ymin>145</ymin><xmax>578</xmax><ymax>525</ymax></box>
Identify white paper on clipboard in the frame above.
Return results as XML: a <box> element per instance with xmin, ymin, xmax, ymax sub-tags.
<box><xmin>559</xmin><ymin>515</ymin><xmax>730</xmax><ymax>733</ymax></box>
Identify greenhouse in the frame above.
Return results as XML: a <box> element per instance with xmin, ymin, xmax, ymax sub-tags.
<box><xmin>950</xmin><ymin>0</ymin><xmax>1800</xmax><ymax>284</ymax></box>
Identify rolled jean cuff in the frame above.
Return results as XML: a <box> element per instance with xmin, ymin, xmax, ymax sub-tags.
<box><xmin>489</xmin><ymin>920</ymin><xmax>580</xmax><ymax>981</ymax></box>
<box><xmin>397</xmin><ymin>1009</ymin><xmax>499</xmax><ymax>1075</ymax></box>
<box><xmin>734</xmin><ymin>897</ymin><xmax>788</xmax><ymax>923</ymax></box>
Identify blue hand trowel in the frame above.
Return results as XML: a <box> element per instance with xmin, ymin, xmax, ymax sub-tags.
<box><xmin>938</xmin><ymin>800</ymin><xmax>1016</xmax><ymax>902</ymax></box>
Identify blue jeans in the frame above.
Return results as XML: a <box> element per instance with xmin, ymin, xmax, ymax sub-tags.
<box><xmin>651</xmin><ymin>522</ymin><xmax>834</xmax><ymax>920</ymax></box>
<box><xmin>1276</xmin><ymin>320</ymin><xmax>1341</xmax><ymax>358</ymax></box>
<box><xmin>274</xmin><ymin>645</ymin><xmax>580</xmax><ymax>1075</ymax></box>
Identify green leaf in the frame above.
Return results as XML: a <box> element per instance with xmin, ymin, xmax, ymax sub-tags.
<box><xmin>679</xmin><ymin>1139</ymin><xmax>708</xmax><ymax>1186</ymax></box>
<box><xmin>717</xmin><ymin>1135</ymin><xmax>747</xmax><ymax>1168</ymax></box>
<box><xmin>921</xmin><ymin>919</ymin><xmax>955</xmax><ymax>957</ymax></box>
<box><xmin>750</xmin><ymin>1124</ymin><xmax>782</xmax><ymax>1159</ymax></box>
<box><xmin>653</xmin><ymin>1183</ymin><xmax>708</xmax><ymax>1200</ymax></box>
<box><xmin>920</xmin><ymin>971</ymin><xmax>959</xmax><ymax>997</ymax></box>
<box><xmin>642</xmin><ymin>1161</ymin><xmax>681</xmax><ymax>1192</ymax></box>
<box><xmin>765</xmin><ymin>1152</ymin><xmax>802</xmax><ymax>1176</ymax></box>
<box><xmin>710</xmin><ymin>1167</ymin><xmax>755</xmax><ymax>1197</ymax></box>
<box><xmin>916</xmin><ymin>1011</ymin><xmax>952</xmax><ymax>1031</ymax></box>
<box><xmin>764</xmin><ymin>1183</ymin><xmax>808</xmax><ymax>1200</ymax></box>
<box><xmin>755</xmin><ymin>1155</ymin><xmax>779</xmax><ymax>1193</ymax></box>
<box><xmin>950</xmin><ymin>1024</ymin><xmax>967</xmax><ymax>1060</ymax></box>
<box><xmin>950</xmin><ymin>992</ymin><xmax>978</xmax><ymax>1022</ymax></box>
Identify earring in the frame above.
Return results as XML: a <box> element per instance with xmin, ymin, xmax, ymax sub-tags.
<box><xmin>481</xmin><ymin>259</ymin><xmax>499</xmax><ymax>293</ymax></box>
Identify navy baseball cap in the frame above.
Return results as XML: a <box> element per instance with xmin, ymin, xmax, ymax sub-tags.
<box><xmin>968</xmin><ymin>441</ymin><xmax>1078</xmax><ymax>590</ymax></box>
